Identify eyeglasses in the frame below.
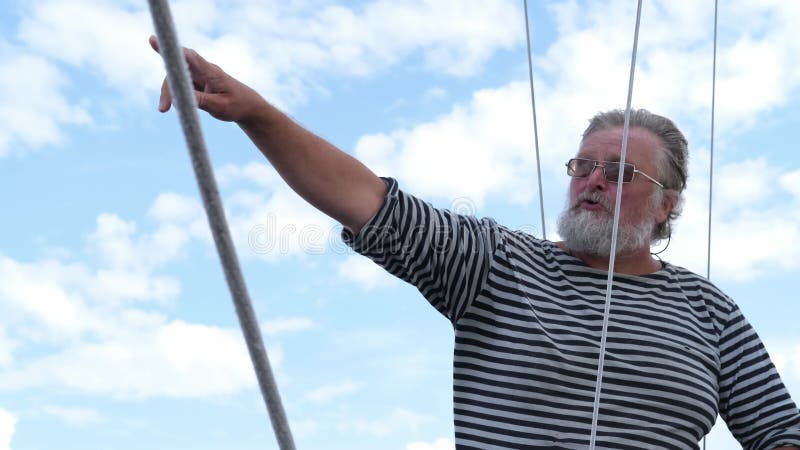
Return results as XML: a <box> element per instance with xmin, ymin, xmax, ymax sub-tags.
<box><xmin>566</xmin><ymin>158</ymin><xmax>664</xmax><ymax>188</ymax></box>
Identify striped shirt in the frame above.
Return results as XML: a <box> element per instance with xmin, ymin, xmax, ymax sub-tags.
<box><xmin>343</xmin><ymin>179</ymin><xmax>800</xmax><ymax>450</ymax></box>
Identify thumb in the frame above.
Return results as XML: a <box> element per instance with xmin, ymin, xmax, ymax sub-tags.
<box><xmin>195</xmin><ymin>90</ymin><xmax>229</xmax><ymax>119</ymax></box>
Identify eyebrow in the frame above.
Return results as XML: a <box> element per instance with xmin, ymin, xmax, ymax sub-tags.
<box><xmin>575</xmin><ymin>155</ymin><xmax>627</xmax><ymax>164</ymax></box>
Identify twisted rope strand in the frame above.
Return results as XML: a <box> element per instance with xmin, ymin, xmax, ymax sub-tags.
<box><xmin>147</xmin><ymin>1</ymin><xmax>296</xmax><ymax>449</ymax></box>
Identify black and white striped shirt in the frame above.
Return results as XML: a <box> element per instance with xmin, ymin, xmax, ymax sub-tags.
<box><xmin>343</xmin><ymin>178</ymin><xmax>800</xmax><ymax>450</ymax></box>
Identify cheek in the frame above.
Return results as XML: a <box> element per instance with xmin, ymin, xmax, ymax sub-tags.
<box><xmin>620</xmin><ymin>189</ymin><xmax>652</xmax><ymax>218</ymax></box>
<box><xmin>611</xmin><ymin>188</ymin><xmax>637</xmax><ymax>219</ymax></box>
<box><xmin>568</xmin><ymin>182</ymin><xmax>582</xmax><ymax>203</ymax></box>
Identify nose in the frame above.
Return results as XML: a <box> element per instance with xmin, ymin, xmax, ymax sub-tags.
<box><xmin>585</xmin><ymin>164</ymin><xmax>608</xmax><ymax>191</ymax></box>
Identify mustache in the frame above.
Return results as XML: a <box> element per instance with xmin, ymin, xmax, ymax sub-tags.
<box><xmin>572</xmin><ymin>191</ymin><xmax>613</xmax><ymax>212</ymax></box>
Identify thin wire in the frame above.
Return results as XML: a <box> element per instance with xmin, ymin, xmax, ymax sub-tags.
<box><xmin>706</xmin><ymin>0</ymin><xmax>718</xmax><ymax>283</ymax></box>
<box><xmin>523</xmin><ymin>0</ymin><xmax>547</xmax><ymax>240</ymax></box>
<box><xmin>146</xmin><ymin>1</ymin><xmax>296</xmax><ymax>449</ymax></box>
<box><xmin>703</xmin><ymin>1</ymin><xmax>719</xmax><ymax>449</ymax></box>
<box><xmin>588</xmin><ymin>1</ymin><xmax>643</xmax><ymax>448</ymax></box>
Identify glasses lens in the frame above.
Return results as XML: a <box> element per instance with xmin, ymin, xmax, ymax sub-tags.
<box><xmin>568</xmin><ymin>159</ymin><xmax>593</xmax><ymax>177</ymax></box>
<box><xmin>567</xmin><ymin>159</ymin><xmax>636</xmax><ymax>182</ymax></box>
<box><xmin>602</xmin><ymin>162</ymin><xmax>635</xmax><ymax>182</ymax></box>
<box><xmin>605</xmin><ymin>162</ymin><xmax>621</xmax><ymax>182</ymax></box>
<box><xmin>621</xmin><ymin>163</ymin><xmax>635</xmax><ymax>182</ymax></box>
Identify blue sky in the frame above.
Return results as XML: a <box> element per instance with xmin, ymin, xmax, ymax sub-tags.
<box><xmin>1</xmin><ymin>1</ymin><xmax>799</xmax><ymax>449</ymax></box>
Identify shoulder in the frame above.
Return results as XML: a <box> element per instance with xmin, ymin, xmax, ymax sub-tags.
<box><xmin>660</xmin><ymin>262</ymin><xmax>739</xmax><ymax>322</ymax></box>
<box><xmin>661</xmin><ymin>263</ymin><xmax>730</xmax><ymax>299</ymax></box>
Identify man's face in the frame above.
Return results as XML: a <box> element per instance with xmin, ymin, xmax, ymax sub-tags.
<box><xmin>558</xmin><ymin>126</ymin><xmax>670</xmax><ymax>256</ymax></box>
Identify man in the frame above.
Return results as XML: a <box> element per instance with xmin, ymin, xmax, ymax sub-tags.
<box><xmin>150</xmin><ymin>37</ymin><xmax>800</xmax><ymax>449</ymax></box>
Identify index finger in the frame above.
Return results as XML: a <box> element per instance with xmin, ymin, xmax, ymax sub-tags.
<box><xmin>149</xmin><ymin>35</ymin><xmax>211</xmax><ymax>93</ymax></box>
<box><xmin>149</xmin><ymin>34</ymin><xmax>160</xmax><ymax>53</ymax></box>
<box><xmin>181</xmin><ymin>47</ymin><xmax>214</xmax><ymax>84</ymax></box>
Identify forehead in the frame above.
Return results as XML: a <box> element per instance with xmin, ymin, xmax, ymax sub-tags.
<box><xmin>577</xmin><ymin>126</ymin><xmax>664</xmax><ymax>164</ymax></box>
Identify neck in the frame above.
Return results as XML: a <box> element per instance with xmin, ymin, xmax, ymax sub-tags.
<box><xmin>557</xmin><ymin>242</ymin><xmax>662</xmax><ymax>275</ymax></box>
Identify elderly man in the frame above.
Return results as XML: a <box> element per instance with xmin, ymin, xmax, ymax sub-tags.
<box><xmin>151</xmin><ymin>37</ymin><xmax>800</xmax><ymax>450</ymax></box>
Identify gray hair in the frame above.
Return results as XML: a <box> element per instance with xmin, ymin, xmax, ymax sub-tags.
<box><xmin>582</xmin><ymin>108</ymin><xmax>688</xmax><ymax>242</ymax></box>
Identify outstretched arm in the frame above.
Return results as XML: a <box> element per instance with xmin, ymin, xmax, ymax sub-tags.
<box><xmin>150</xmin><ymin>36</ymin><xmax>387</xmax><ymax>233</ymax></box>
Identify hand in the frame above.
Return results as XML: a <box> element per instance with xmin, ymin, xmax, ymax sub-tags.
<box><xmin>149</xmin><ymin>35</ymin><xmax>265</xmax><ymax>123</ymax></box>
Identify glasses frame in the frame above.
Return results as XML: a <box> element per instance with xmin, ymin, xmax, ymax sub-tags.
<box><xmin>565</xmin><ymin>158</ymin><xmax>664</xmax><ymax>188</ymax></box>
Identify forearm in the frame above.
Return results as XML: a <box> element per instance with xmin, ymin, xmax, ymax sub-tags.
<box><xmin>150</xmin><ymin>38</ymin><xmax>387</xmax><ymax>231</ymax></box>
<box><xmin>238</xmin><ymin>100</ymin><xmax>387</xmax><ymax>233</ymax></box>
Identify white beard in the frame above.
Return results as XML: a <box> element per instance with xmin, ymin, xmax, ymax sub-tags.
<box><xmin>556</xmin><ymin>191</ymin><xmax>660</xmax><ymax>257</ymax></box>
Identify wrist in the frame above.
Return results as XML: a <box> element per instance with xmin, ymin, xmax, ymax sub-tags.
<box><xmin>237</xmin><ymin>94</ymin><xmax>274</xmax><ymax>130</ymax></box>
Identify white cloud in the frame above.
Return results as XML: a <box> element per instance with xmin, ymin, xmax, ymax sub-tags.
<box><xmin>0</xmin><ymin>187</ymin><xmax>282</xmax><ymax>399</ymax></box>
<box><xmin>290</xmin><ymin>418</ymin><xmax>320</xmax><ymax>438</ymax></box>
<box><xmin>351</xmin><ymin>0</ymin><xmax>800</xmax><ymax>211</ymax></box>
<box><xmin>0</xmin><ymin>409</ymin><xmax>15</xmax><ymax>450</ymax></box>
<box><xmin>87</xmin><ymin>213</ymin><xmax>192</xmax><ymax>271</ymax></box>
<box><xmin>337</xmin><ymin>255</ymin><xmax>398</xmax><ymax>291</ymax></box>
<box><xmin>203</xmin><ymin>0</ymin><xmax>522</xmax><ymax>84</ymax></box>
<box><xmin>15</xmin><ymin>0</ymin><xmax>521</xmax><ymax>111</ymax></box>
<box><xmin>262</xmin><ymin>317</ymin><xmax>315</xmax><ymax>336</ymax></box>
<box><xmin>406</xmin><ymin>438</ymin><xmax>455</xmax><ymax>450</ymax></box>
<box><xmin>304</xmin><ymin>0</ymin><xmax>521</xmax><ymax>77</ymax></box>
<box><xmin>17</xmin><ymin>0</ymin><xmax>164</xmax><ymax>101</ymax></box>
<box><xmin>339</xmin><ymin>408</ymin><xmax>434</xmax><ymax>437</ymax></box>
<box><xmin>0</xmin><ymin>319</ymin><xmax>263</xmax><ymax>399</ymax></box>
<box><xmin>714</xmin><ymin>158</ymin><xmax>777</xmax><ymax>213</ymax></box>
<box><xmin>7</xmin><ymin>0</ymin><xmax>798</xmax><ymax>177</ymax></box>
<box><xmin>0</xmin><ymin>256</ymin><xmax>94</xmax><ymax>337</ymax></box>
<box><xmin>0</xmin><ymin>242</ymin><xmax>264</xmax><ymax>398</ymax></box>
<box><xmin>354</xmin><ymin>82</ymin><xmax>537</xmax><ymax>206</ymax></box>
<box><xmin>42</xmin><ymin>405</ymin><xmax>106</xmax><ymax>427</ymax></box>
<box><xmin>0</xmin><ymin>46</ymin><xmax>91</xmax><ymax>157</ymax></box>
<box><xmin>0</xmin><ymin>253</ymin><xmax>180</xmax><ymax>345</ymax></box>
<box><xmin>88</xmin><ymin>269</ymin><xmax>179</xmax><ymax>304</ymax></box>
<box><xmin>305</xmin><ymin>379</ymin><xmax>359</xmax><ymax>405</ymax></box>
<box><xmin>148</xmin><ymin>192</ymin><xmax>203</xmax><ymax>223</ymax></box>
<box><xmin>779</xmin><ymin>169</ymin><xmax>800</xmax><ymax>200</ymax></box>
<box><xmin>3</xmin><ymin>215</ymin><xmax>183</xmax><ymax>319</ymax></box>
<box><xmin>0</xmin><ymin>328</ymin><xmax>15</xmax><ymax>367</ymax></box>
<box><xmin>663</xmin><ymin>157</ymin><xmax>800</xmax><ymax>281</ymax></box>
<box><xmin>216</xmin><ymin>162</ymin><xmax>340</xmax><ymax>261</ymax></box>
<box><xmin>217</xmin><ymin>161</ymin><xmax>283</xmax><ymax>189</ymax></box>
<box><xmin>537</xmin><ymin>0</ymin><xmax>800</xmax><ymax>137</ymax></box>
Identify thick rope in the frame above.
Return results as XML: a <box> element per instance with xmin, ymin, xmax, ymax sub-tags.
<box><xmin>703</xmin><ymin>1</ymin><xmax>719</xmax><ymax>449</ymax></box>
<box><xmin>588</xmin><ymin>1</ymin><xmax>643</xmax><ymax>448</ymax></box>
<box><xmin>523</xmin><ymin>0</ymin><xmax>547</xmax><ymax>240</ymax></box>
<box><xmin>147</xmin><ymin>1</ymin><xmax>296</xmax><ymax>449</ymax></box>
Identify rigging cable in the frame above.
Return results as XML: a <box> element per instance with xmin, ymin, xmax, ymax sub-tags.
<box><xmin>588</xmin><ymin>1</ymin><xmax>643</xmax><ymax>448</ymax></box>
<box><xmin>523</xmin><ymin>0</ymin><xmax>547</xmax><ymax>239</ymax></box>
<box><xmin>703</xmin><ymin>1</ymin><xmax>720</xmax><ymax>449</ymax></box>
<box><xmin>146</xmin><ymin>1</ymin><xmax>296</xmax><ymax>449</ymax></box>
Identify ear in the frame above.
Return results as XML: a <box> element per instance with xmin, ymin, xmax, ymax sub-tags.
<box><xmin>656</xmin><ymin>190</ymin><xmax>678</xmax><ymax>224</ymax></box>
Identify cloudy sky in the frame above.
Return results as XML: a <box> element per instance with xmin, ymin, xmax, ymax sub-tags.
<box><xmin>1</xmin><ymin>0</ymin><xmax>799</xmax><ymax>449</ymax></box>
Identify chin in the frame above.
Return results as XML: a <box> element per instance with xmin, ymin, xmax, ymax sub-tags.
<box><xmin>558</xmin><ymin>207</ymin><xmax>654</xmax><ymax>258</ymax></box>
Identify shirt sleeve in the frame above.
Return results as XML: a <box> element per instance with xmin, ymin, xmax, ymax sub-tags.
<box><xmin>341</xmin><ymin>178</ymin><xmax>501</xmax><ymax>324</ymax></box>
<box><xmin>718</xmin><ymin>304</ymin><xmax>800</xmax><ymax>449</ymax></box>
